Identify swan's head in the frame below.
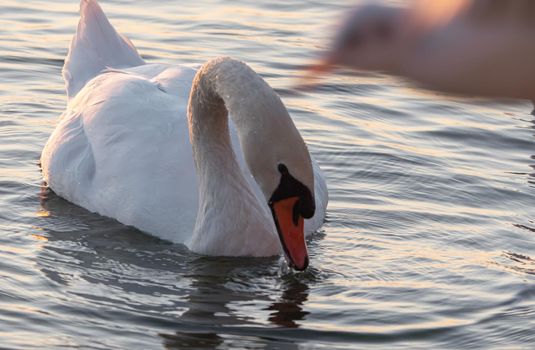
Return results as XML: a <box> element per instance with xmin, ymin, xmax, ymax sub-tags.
<box><xmin>305</xmin><ymin>4</ymin><xmax>407</xmax><ymax>77</ymax></box>
<box><xmin>240</xmin><ymin>99</ymin><xmax>316</xmax><ymax>272</ymax></box>
<box><xmin>266</xmin><ymin>158</ymin><xmax>315</xmax><ymax>272</ymax></box>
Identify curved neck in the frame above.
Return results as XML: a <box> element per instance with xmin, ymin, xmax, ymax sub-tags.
<box><xmin>188</xmin><ymin>57</ymin><xmax>286</xmax><ymax>144</ymax></box>
<box><xmin>186</xmin><ymin>57</ymin><xmax>279</xmax><ymax>255</ymax></box>
<box><xmin>187</xmin><ymin>57</ymin><xmax>270</xmax><ymax>191</ymax></box>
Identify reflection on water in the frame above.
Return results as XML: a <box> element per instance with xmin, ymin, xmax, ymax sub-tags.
<box><xmin>267</xmin><ymin>278</ymin><xmax>309</xmax><ymax>328</ymax></box>
<box><xmin>502</xmin><ymin>252</ymin><xmax>535</xmax><ymax>276</ymax></box>
<box><xmin>1</xmin><ymin>0</ymin><xmax>535</xmax><ymax>349</ymax></box>
<box><xmin>159</xmin><ymin>263</ymin><xmax>310</xmax><ymax>349</ymax></box>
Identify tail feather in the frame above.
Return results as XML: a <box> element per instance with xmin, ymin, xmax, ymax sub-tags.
<box><xmin>63</xmin><ymin>0</ymin><xmax>145</xmax><ymax>99</ymax></box>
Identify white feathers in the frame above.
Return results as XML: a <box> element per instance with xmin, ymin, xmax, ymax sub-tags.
<box><xmin>63</xmin><ymin>0</ymin><xmax>144</xmax><ymax>99</ymax></box>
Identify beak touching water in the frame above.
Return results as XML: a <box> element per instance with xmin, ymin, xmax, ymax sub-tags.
<box><xmin>269</xmin><ymin>163</ymin><xmax>315</xmax><ymax>271</ymax></box>
<box><xmin>270</xmin><ymin>196</ymin><xmax>309</xmax><ymax>271</ymax></box>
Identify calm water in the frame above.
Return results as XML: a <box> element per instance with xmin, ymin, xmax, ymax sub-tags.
<box><xmin>1</xmin><ymin>0</ymin><xmax>535</xmax><ymax>349</ymax></box>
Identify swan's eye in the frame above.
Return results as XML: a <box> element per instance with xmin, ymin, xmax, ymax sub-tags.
<box><xmin>278</xmin><ymin>163</ymin><xmax>289</xmax><ymax>175</ymax></box>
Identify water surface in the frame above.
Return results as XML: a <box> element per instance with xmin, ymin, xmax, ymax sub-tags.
<box><xmin>1</xmin><ymin>0</ymin><xmax>534</xmax><ymax>349</ymax></box>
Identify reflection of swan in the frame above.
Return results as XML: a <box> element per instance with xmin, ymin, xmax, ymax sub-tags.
<box><xmin>40</xmin><ymin>0</ymin><xmax>327</xmax><ymax>269</ymax></box>
<box><xmin>307</xmin><ymin>0</ymin><xmax>535</xmax><ymax>102</ymax></box>
<box><xmin>161</xmin><ymin>260</ymin><xmax>268</xmax><ymax>349</ymax></box>
<box><xmin>267</xmin><ymin>278</ymin><xmax>309</xmax><ymax>328</ymax></box>
<box><xmin>160</xmin><ymin>259</ymin><xmax>308</xmax><ymax>349</ymax></box>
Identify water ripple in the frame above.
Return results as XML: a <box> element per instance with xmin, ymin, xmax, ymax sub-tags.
<box><xmin>0</xmin><ymin>0</ymin><xmax>534</xmax><ymax>349</ymax></box>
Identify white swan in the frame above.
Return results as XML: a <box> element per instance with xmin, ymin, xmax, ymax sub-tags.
<box><xmin>40</xmin><ymin>0</ymin><xmax>328</xmax><ymax>270</ymax></box>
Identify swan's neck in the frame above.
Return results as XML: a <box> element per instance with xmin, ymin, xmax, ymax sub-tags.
<box><xmin>186</xmin><ymin>57</ymin><xmax>279</xmax><ymax>256</ymax></box>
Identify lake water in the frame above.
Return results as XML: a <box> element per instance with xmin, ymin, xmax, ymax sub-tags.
<box><xmin>1</xmin><ymin>0</ymin><xmax>534</xmax><ymax>349</ymax></box>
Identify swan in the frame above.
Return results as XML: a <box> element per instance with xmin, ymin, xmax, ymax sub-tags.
<box><xmin>40</xmin><ymin>0</ymin><xmax>328</xmax><ymax>270</ymax></box>
<box><xmin>304</xmin><ymin>0</ymin><xmax>535</xmax><ymax>102</ymax></box>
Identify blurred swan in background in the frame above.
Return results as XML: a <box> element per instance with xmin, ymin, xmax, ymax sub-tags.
<box><xmin>305</xmin><ymin>0</ymin><xmax>535</xmax><ymax>105</ymax></box>
<box><xmin>40</xmin><ymin>0</ymin><xmax>328</xmax><ymax>270</ymax></box>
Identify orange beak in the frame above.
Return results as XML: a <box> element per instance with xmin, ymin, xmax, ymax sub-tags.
<box><xmin>270</xmin><ymin>196</ymin><xmax>309</xmax><ymax>271</ymax></box>
<box><xmin>295</xmin><ymin>54</ymin><xmax>338</xmax><ymax>90</ymax></box>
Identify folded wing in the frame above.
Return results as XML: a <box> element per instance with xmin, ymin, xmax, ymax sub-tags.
<box><xmin>63</xmin><ymin>0</ymin><xmax>145</xmax><ymax>99</ymax></box>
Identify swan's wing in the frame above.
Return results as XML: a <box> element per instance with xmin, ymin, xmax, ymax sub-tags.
<box><xmin>63</xmin><ymin>0</ymin><xmax>144</xmax><ymax>100</ymax></box>
<box><xmin>42</xmin><ymin>66</ymin><xmax>199</xmax><ymax>243</ymax></box>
